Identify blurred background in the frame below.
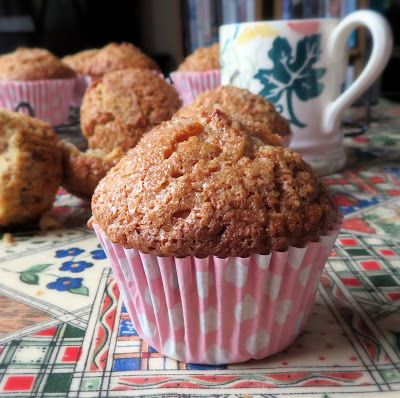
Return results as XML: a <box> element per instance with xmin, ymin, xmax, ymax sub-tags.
<box><xmin>0</xmin><ymin>0</ymin><xmax>398</xmax><ymax>100</ymax></box>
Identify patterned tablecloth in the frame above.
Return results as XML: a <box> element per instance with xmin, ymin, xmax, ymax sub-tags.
<box><xmin>0</xmin><ymin>101</ymin><xmax>399</xmax><ymax>398</ymax></box>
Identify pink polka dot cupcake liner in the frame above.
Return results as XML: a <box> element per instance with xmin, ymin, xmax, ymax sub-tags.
<box><xmin>170</xmin><ymin>69</ymin><xmax>221</xmax><ymax>105</ymax></box>
<box><xmin>93</xmin><ymin>217</ymin><xmax>341</xmax><ymax>365</ymax></box>
<box><xmin>0</xmin><ymin>78</ymin><xmax>75</xmax><ymax>126</ymax></box>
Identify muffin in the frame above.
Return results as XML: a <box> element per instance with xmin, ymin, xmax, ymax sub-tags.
<box><xmin>0</xmin><ymin>110</ymin><xmax>61</xmax><ymax>227</ymax></box>
<box><xmin>62</xmin><ymin>49</ymin><xmax>100</xmax><ymax>77</ymax></box>
<box><xmin>92</xmin><ymin>110</ymin><xmax>341</xmax><ymax>364</ymax></box>
<box><xmin>80</xmin><ymin>68</ymin><xmax>181</xmax><ymax>152</ymax></box>
<box><xmin>62</xmin><ymin>49</ymin><xmax>99</xmax><ymax>106</ymax></box>
<box><xmin>170</xmin><ymin>43</ymin><xmax>221</xmax><ymax>105</ymax></box>
<box><xmin>63</xmin><ymin>43</ymin><xmax>158</xmax><ymax>107</ymax></box>
<box><xmin>0</xmin><ymin>48</ymin><xmax>75</xmax><ymax>80</ymax></box>
<box><xmin>177</xmin><ymin>43</ymin><xmax>219</xmax><ymax>72</ymax></box>
<box><xmin>0</xmin><ymin>48</ymin><xmax>76</xmax><ymax>125</ymax></box>
<box><xmin>65</xmin><ymin>42</ymin><xmax>159</xmax><ymax>79</ymax></box>
<box><xmin>176</xmin><ymin>85</ymin><xmax>292</xmax><ymax>146</ymax></box>
<box><xmin>59</xmin><ymin>140</ymin><xmax>123</xmax><ymax>200</ymax></box>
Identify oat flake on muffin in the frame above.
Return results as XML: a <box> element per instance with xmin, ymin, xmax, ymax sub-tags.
<box><xmin>92</xmin><ymin>110</ymin><xmax>338</xmax><ymax>258</ymax></box>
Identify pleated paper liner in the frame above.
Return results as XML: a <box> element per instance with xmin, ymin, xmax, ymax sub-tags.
<box><xmin>94</xmin><ymin>217</ymin><xmax>341</xmax><ymax>364</ymax></box>
<box><xmin>170</xmin><ymin>69</ymin><xmax>221</xmax><ymax>105</ymax></box>
<box><xmin>0</xmin><ymin>78</ymin><xmax>76</xmax><ymax>125</ymax></box>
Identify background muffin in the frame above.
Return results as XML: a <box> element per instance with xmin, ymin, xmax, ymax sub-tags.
<box><xmin>62</xmin><ymin>48</ymin><xmax>100</xmax><ymax>77</ymax></box>
<box><xmin>92</xmin><ymin>110</ymin><xmax>337</xmax><ymax>257</ymax></box>
<box><xmin>71</xmin><ymin>42</ymin><xmax>159</xmax><ymax>78</ymax></box>
<box><xmin>80</xmin><ymin>68</ymin><xmax>181</xmax><ymax>152</ymax></box>
<box><xmin>170</xmin><ymin>43</ymin><xmax>221</xmax><ymax>105</ymax></box>
<box><xmin>92</xmin><ymin>110</ymin><xmax>340</xmax><ymax>365</ymax></box>
<box><xmin>0</xmin><ymin>48</ymin><xmax>76</xmax><ymax>125</ymax></box>
<box><xmin>59</xmin><ymin>141</ymin><xmax>123</xmax><ymax>201</ymax></box>
<box><xmin>176</xmin><ymin>85</ymin><xmax>292</xmax><ymax>145</ymax></box>
<box><xmin>177</xmin><ymin>43</ymin><xmax>219</xmax><ymax>72</ymax></box>
<box><xmin>0</xmin><ymin>47</ymin><xmax>75</xmax><ymax>81</ymax></box>
<box><xmin>0</xmin><ymin>110</ymin><xmax>61</xmax><ymax>227</ymax></box>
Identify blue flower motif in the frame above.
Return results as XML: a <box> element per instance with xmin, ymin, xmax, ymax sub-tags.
<box><xmin>90</xmin><ymin>249</ymin><xmax>107</xmax><ymax>260</ymax></box>
<box><xmin>59</xmin><ymin>260</ymin><xmax>93</xmax><ymax>273</ymax></box>
<box><xmin>55</xmin><ymin>248</ymin><xmax>84</xmax><ymax>258</ymax></box>
<box><xmin>47</xmin><ymin>277</ymin><xmax>83</xmax><ymax>291</ymax></box>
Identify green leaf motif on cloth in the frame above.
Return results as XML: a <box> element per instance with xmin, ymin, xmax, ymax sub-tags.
<box><xmin>69</xmin><ymin>286</ymin><xmax>89</xmax><ymax>296</ymax></box>
<box><xmin>20</xmin><ymin>272</ymin><xmax>39</xmax><ymax>285</ymax></box>
<box><xmin>25</xmin><ymin>264</ymin><xmax>52</xmax><ymax>273</ymax></box>
<box><xmin>254</xmin><ymin>34</ymin><xmax>326</xmax><ymax>127</ymax></box>
<box><xmin>18</xmin><ymin>264</ymin><xmax>52</xmax><ymax>286</ymax></box>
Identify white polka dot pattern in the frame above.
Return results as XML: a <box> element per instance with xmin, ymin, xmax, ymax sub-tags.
<box><xmin>93</xmin><ymin>216</ymin><xmax>342</xmax><ymax>364</ymax></box>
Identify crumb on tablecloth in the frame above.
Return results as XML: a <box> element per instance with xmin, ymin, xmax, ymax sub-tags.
<box><xmin>2</xmin><ymin>233</ymin><xmax>14</xmax><ymax>244</ymax></box>
<box><xmin>39</xmin><ymin>213</ymin><xmax>61</xmax><ymax>231</ymax></box>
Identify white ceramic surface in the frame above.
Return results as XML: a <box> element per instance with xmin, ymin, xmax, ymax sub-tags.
<box><xmin>220</xmin><ymin>11</ymin><xmax>392</xmax><ymax>174</ymax></box>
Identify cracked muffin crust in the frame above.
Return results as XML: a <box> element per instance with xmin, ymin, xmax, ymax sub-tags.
<box><xmin>92</xmin><ymin>110</ymin><xmax>338</xmax><ymax>258</ymax></box>
<box><xmin>176</xmin><ymin>85</ymin><xmax>291</xmax><ymax>139</ymax></box>
<box><xmin>60</xmin><ymin>141</ymin><xmax>124</xmax><ymax>201</ymax></box>
<box><xmin>80</xmin><ymin>68</ymin><xmax>182</xmax><ymax>152</ymax></box>
<box><xmin>0</xmin><ymin>110</ymin><xmax>61</xmax><ymax>226</ymax></box>
<box><xmin>0</xmin><ymin>48</ymin><xmax>76</xmax><ymax>80</ymax></box>
<box><xmin>178</xmin><ymin>43</ymin><xmax>219</xmax><ymax>72</ymax></box>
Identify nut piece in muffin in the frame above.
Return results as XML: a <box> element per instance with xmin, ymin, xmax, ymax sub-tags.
<box><xmin>0</xmin><ymin>48</ymin><xmax>76</xmax><ymax>80</ymax></box>
<box><xmin>92</xmin><ymin>110</ymin><xmax>338</xmax><ymax>258</ymax></box>
<box><xmin>62</xmin><ymin>49</ymin><xmax>100</xmax><ymax>76</ymax></box>
<box><xmin>64</xmin><ymin>42</ymin><xmax>159</xmax><ymax>78</ymax></box>
<box><xmin>59</xmin><ymin>140</ymin><xmax>124</xmax><ymax>201</ymax></box>
<box><xmin>0</xmin><ymin>110</ymin><xmax>61</xmax><ymax>227</ymax></box>
<box><xmin>176</xmin><ymin>85</ymin><xmax>291</xmax><ymax>141</ymax></box>
<box><xmin>81</xmin><ymin>68</ymin><xmax>182</xmax><ymax>152</ymax></box>
<box><xmin>178</xmin><ymin>43</ymin><xmax>219</xmax><ymax>72</ymax></box>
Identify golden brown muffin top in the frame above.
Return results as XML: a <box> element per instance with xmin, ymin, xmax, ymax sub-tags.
<box><xmin>178</xmin><ymin>43</ymin><xmax>219</xmax><ymax>72</ymax></box>
<box><xmin>92</xmin><ymin>110</ymin><xmax>338</xmax><ymax>258</ymax></box>
<box><xmin>176</xmin><ymin>85</ymin><xmax>291</xmax><ymax>138</ymax></box>
<box><xmin>80</xmin><ymin>68</ymin><xmax>182</xmax><ymax>152</ymax></box>
<box><xmin>62</xmin><ymin>49</ymin><xmax>100</xmax><ymax>76</ymax></box>
<box><xmin>72</xmin><ymin>42</ymin><xmax>159</xmax><ymax>78</ymax></box>
<box><xmin>0</xmin><ymin>48</ymin><xmax>76</xmax><ymax>81</ymax></box>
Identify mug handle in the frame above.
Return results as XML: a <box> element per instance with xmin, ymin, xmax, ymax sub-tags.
<box><xmin>322</xmin><ymin>10</ymin><xmax>393</xmax><ymax>135</ymax></box>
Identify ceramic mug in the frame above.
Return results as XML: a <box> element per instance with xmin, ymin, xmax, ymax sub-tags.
<box><xmin>220</xmin><ymin>11</ymin><xmax>392</xmax><ymax>174</ymax></box>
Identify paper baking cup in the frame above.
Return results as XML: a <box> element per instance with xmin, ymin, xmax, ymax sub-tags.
<box><xmin>280</xmin><ymin>132</ymin><xmax>293</xmax><ymax>148</ymax></box>
<box><xmin>0</xmin><ymin>78</ymin><xmax>75</xmax><ymax>126</ymax></box>
<box><xmin>71</xmin><ymin>74</ymin><xmax>92</xmax><ymax>108</ymax></box>
<box><xmin>94</xmin><ymin>218</ymin><xmax>341</xmax><ymax>364</ymax></box>
<box><xmin>170</xmin><ymin>69</ymin><xmax>221</xmax><ymax>105</ymax></box>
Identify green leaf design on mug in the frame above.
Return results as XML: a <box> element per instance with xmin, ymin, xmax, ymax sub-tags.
<box><xmin>254</xmin><ymin>34</ymin><xmax>326</xmax><ymax>128</ymax></box>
